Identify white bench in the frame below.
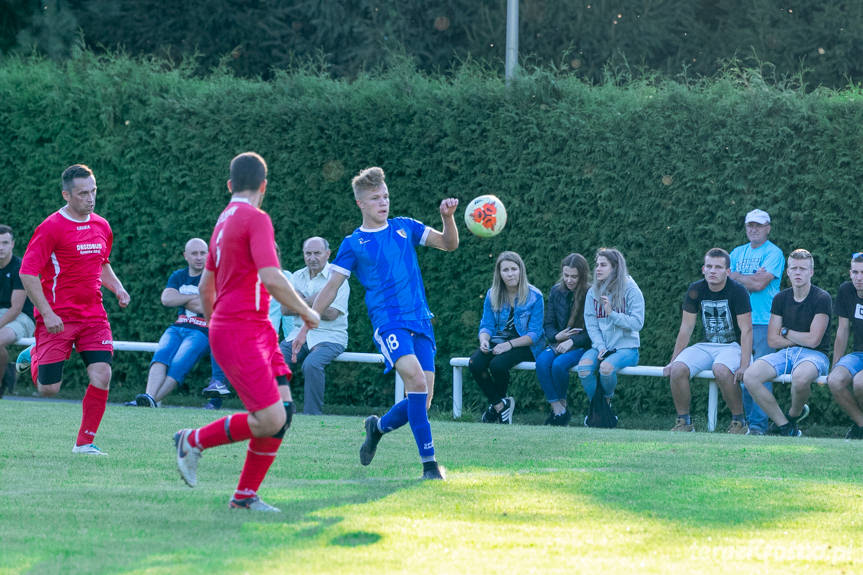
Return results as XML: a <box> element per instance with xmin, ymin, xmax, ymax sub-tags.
<box><xmin>449</xmin><ymin>357</ymin><xmax>827</xmax><ymax>431</ymax></box>
<box><xmin>14</xmin><ymin>338</ymin><xmax>405</xmax><ymax>404</ymax></box>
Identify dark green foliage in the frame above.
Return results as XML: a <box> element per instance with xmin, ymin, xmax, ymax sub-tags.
<box><xmin>1</xmin><ymin>52</ymin><xmax>861</xmax><ymax>424</ymax></box>
<box><xmin>6</xmin><ymin>1</ymin><xmax>863</xmax><ymax>88</ymax></box>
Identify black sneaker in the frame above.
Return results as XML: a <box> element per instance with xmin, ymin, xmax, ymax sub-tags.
<box><xmin>552</xmin><ymin>410</ymin><xmax>572</xmax><ymax>427</ymax></box>
<box><xmin>359</xmin><ymin>415</ymin><xmax>383</xmax><ymax>466</ymax></box>
<box><xmin>481</xmin><ymin>404</ymin><xmax>501</xmax><ymax>423</ymax></box>
<box><xmin>845</xmin><ymin>425</ymin><xmax>863</xmax><ymax>440</ymax></box>
<box><xmin>135</xmin><ymin>393</ymin><xmax>157</xmax><ymax>407</ymax></box>
<box><xmin>544</xmin><ymin>413</ymin><xmax>555</xmax><ymax>426</ymax></box>
<box><xmin>421</xmin><ymin>461</ymin><xmax>446</xmax><ymax>480</ymax></box>
<box><xmin>777</xmin><ymin>422</ymin><xmax>802</xmax><ymax>437</ymax></box>
<box><xmin>788</xmin><ymin>404</ymin><xmax>810</xmax><ymax>425</ymax></box>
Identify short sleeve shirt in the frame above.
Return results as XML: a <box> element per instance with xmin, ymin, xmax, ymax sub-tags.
<box><xmin>0</xmin><ymin>255</ymin><xmax>34</xmax><ymax>320</ymax></box>
<box><xmin>836</xmin><ymin>281</ymin><xmax>863</xmax><ymax>353</ymax></box>
<box><xmin>729</xmin><ymin>240</ymin><xmax>784</xmax><ymax>325</ymax></box>
<box><xmin>205</xmin><ymin>198</ymin><xmax>280</xmax><ymax>326</ymax></box>
<box><xmin>165</xmin><ymin>268</ymin><xmax>207</xmax><ymax>333</ymax></box>
<box><xmin>285</xmin><ymin>263</ymin><xmax>349</xmax><ymax>348</ymax></box>
<box><xmin>682</xmin><ymin>278</ymin><xmax>751</xmax><ymax>344</ymax></box>
<box><xmin>20</xmin><ymin>209</ymin><xmax>113</xmax><ymax>322</ymax></box>
<box><xmin>331</xmin><ymin>217</ymin><xmax>431</xmax><ymax>332</ymax></box>
<box><xmin>770</xmin><ymin>285</ymin><xmax>832</xmax><ymax>353</ymax></box>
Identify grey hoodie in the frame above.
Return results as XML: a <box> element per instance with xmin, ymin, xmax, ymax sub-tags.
<box><xmin>583</xmin><ymin>276</ymin><xmax>645</xmax><ymax>351</ymax></box>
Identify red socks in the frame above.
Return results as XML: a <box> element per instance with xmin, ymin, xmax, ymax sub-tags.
<box><xmin>76</xmin><ymin>385</ymin><xmax>108</xmax><ymax>446</ymax></box>
<box><xmin>233</xmin><ymin>437</ymin><xmax>283</xmax><ymax>501</ymax></box>
<box><xmin>190</xmin><ymin>413</ymin><xmax>252</xmax><ymax>450</ymax></box>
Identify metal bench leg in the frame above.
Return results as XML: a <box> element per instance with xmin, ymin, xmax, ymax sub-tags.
<box><xmin>452</xmin><ymin>366</ymin><xmax>463</xmax><ymax>419</ymax></box>
<box><xmin>707</xmin><ymin>381</ymin><xmax>718</xmax><ymax>432</ymax></box>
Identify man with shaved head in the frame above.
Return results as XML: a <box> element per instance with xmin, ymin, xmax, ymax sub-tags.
<box><xmin>280</xmin><ymin>236</ymin><xmax>349</xmax><ymax>415</ymax></box>
<box><xmin>131</xmin><ymin>237</ymin><xmax>216</xmax><ymax>407</ymax></box>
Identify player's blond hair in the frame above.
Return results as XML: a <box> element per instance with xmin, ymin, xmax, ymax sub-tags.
<box><xmin>351</xmin><ymin>167</ymin><xmax>385</xmax><ymax>199</ymax></box>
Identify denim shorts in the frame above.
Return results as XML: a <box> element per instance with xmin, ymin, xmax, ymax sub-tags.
<box><xmin>760</xmin><ymin>347</ymin><xmax>829</xmax><ymax>377</ymax></box>
<box><xmin>834</xmin><ymin>352</ymin><xmax>863</xmax><ymax>378</ymax></box>
<box><xmin>151</xmin><ymin>325</ymin><xmax>210</xmax><ymax>384</ymax></box>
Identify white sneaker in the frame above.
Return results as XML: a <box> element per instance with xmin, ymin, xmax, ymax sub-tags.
<box><xmin>72</xmin><ymin>443</ymin><xmax>107</xmax><ymax>455</ymax></box>
<box><xmin>500</xmin><ymin>397</ymin><xmax>516</xmax><ymax>424</ymax></box>
<box><xmin>229</xmin><ymin>496</ymin><xmax>281</xmax><ymax>512</ymax></box>
<box><xmin>174</xmin><ymin>429</ymin><xmax>202</xmax><ymax>487</ymax></box>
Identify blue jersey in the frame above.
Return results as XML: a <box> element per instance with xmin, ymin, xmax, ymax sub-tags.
<box><xmin>331</xmin><ymin>217</ymin><xmax>432</xmax><ymax>331</ymax></box>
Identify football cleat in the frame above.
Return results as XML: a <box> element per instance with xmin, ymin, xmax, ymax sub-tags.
<box><xmin>229</xmin><ymin>496</ymin><xmax>281</xmax><ymax>512</ymax></box>
<box><xmin>72</xmin><ymin>443</ymin><xmax>107</xmax><ymax>455</ymax></box>
<box><xmin>174</xmin><ymin>429</ymin><xmax>202</xmax><ymax>487</ymax></box>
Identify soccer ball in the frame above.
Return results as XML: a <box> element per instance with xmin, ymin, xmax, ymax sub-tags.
<box><xmin>464</xmin><ymin>195</ymin><xmax>507</xmax><ymax>238</ymax></box>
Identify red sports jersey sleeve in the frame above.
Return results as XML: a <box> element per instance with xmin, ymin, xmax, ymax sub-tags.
<box><xmin>207</xmin><ymin>199</ymin><xmax>280</xmax><ymax>324</ymax></box>
<box><xmin>20</xmin><ymin>210</ymin><xmax>112</xmax><ymax>322</ymax></box>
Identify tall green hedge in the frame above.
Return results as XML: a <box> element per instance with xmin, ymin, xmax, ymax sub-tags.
<box><xmin>1</xmin><ymin>53</ymin><xmax>861</xmax><ymax>422</ymax></box>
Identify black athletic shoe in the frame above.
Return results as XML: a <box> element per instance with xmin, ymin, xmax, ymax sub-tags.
<box><xmin>481</xmin><ymin>404</ymin><xmax>501</xmax><ymax>423</ymax></box>
<box><xmin>359</xmin><ymin>415</ymin><xmax>383</xmax><ymax>466</ymax></box>
<box><xmin>552</xmin><ymin>410</ymin><xmax>572</xmax><ymax>427</ymax></box>
<box><xmin>135</xmin><ymin>393</ymin><xmax>157</xmax><ymax>407</ymax></box>
<box><xmin>544</xmin><ymin>413</ymin><xmax>555</xmax><ymax>426</ymax></box>
<box><xmin>776</xmin><ymin>422</ymin><xmax>802</xmax><ymax>437</ymax></box>
<box><xmin>421</xmin><ymin>461</ymin><xmax>446</xmax><ymax>480</ymax></box>
<box><xmin>845</xmin><ymin>425</ymin><xmax>863</xmax><ymax>440</ymax></box>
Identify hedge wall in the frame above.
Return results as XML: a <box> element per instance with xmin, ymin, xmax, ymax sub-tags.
<box><xmin>1</xmin><ymin>53</ymin><xmax>862</xmax><ymax>422</ymax></box>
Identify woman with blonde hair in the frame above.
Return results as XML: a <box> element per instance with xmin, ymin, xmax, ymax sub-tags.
<box><xmin>536</xmin><ymin>253</ymin><xmax>592</xmax><ymax>426</ymax></box>
<box><xmin>470</xmin><ymin>251</ymin><xmax>544</xmax><ymax>424</ymax></box>
<box><xmin>577</xmin><ymin>248</ymin><xmax>644</xmax><ymax>417</ymax></box>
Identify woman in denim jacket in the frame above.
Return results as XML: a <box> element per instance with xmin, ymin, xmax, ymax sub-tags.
<box><xmin>577</xmin><ymin>248</ymin><xmax>645</xmax><ymax>409</ymax></box>
<box><xmin>470</xmin><ymin>251</ymin><xmax>544</xmax><ymax>424</ymax></box>
<box><xmin>536</xmin><ymin>253</ymin><xmax>592</xmax><ymax>426</ymax></box>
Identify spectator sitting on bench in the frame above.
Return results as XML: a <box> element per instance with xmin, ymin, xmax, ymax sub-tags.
<box><xmin>131</xmin><ymin>238</ymin><xmax>216</xmax><ymax>407</ymax></box>
<box><xmin>470</xmin><ymin>251</ymin><xmax>544</xmax><ymax>424</ymax></box>
<box><xmin>535</xmin><ymin>253</ymin><xmax>591</xmax><ymax>427</ymax></box>
<box><xmin>0</xmin><ymin>225</ymin><xmax>35</xmax><ymax>397</ymax></box>
<box><xmin>577</xmin><ymin>248</ymin><xmax>645</xmax><ymax>414</ymax></box>
<box><xmin>664</xmin><ymin>248</ymin><xmax>752</xmax><ymax>434</ymax></box>
<box><xmin>743</xmin><ymin>249</ymin><xmax>831</xmax><ymax>436</ymax></box>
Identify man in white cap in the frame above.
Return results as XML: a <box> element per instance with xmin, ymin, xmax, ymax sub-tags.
<box><xmin>728</xmin><ymin>208</ymin><xmax>785</xmax><ymax>435</ymax></box>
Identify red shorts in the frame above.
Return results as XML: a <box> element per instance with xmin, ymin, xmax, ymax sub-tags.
<box><xmin>209</xmin><ymin>320</ymin><xmax>291</xmax><ymax>413</ymax></box>
<box><xmin>33</xmin><ymin>318</ymin><xmax>113</xmax><ymax>367</ymax></box>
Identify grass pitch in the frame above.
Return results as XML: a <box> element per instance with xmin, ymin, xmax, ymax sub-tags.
<box><xmin>1</xmin><ymin>400</ymin><xmax>861</xmax><ymax>575</ymax></box>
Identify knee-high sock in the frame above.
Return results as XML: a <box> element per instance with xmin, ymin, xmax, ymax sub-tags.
<box><xmin>407</xmin><ymin>392</ymin><xmax>435</xmax><ymax>462</ymax></box>
<box><xmin>379</xmin><ymin>397</ymin><xmax>409</xmax><ymax>433</ymax></box>
<box><xmin>234</xmin><ymin>437</ymin><xmax>283</xmax><ymax>500</ymax></box>
<box><xmin>76</xmin><ymin>385</ymin><xmax>109</xmax><ymax>446</ymax></box>
<box><xmin>190</xmin><ymin>413</ymin><xmax>253</xmax><ymax>450</ymax></box>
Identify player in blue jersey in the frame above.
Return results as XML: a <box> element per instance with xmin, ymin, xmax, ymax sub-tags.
<box><xmin>292</xmin><ymin>166</ymin><xmax>458</xmax><ymax>480</ymax></box>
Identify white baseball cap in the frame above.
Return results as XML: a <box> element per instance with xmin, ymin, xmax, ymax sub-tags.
<box><xmin>745</xmin><ymin>209</ymin><xmax>771</xmax><ymax>224</ymax></box>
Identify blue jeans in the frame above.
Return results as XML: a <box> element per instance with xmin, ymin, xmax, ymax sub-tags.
<box><xmin>536</xmin><ymin>346</ymin><xmax>586</xmax><ymax>403</ymax></box>
<box><xmin>151</xmin><ymin>326</ymin><xmax>209</xmax><ymax>384</ymax></box>
<box><xmin>577</xmin><ymin>347</ymin><xmax>639</xmax><ymax>400</ymax></box>
<box><xmin>743</xmin><ymin>324</ymin><xmax>774</xmax><ymax>433</ymax></box>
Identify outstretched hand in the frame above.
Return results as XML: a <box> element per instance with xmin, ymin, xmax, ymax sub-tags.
<box><xmin>439</xmin><ymin>198</ymin><xmax>459</xmax><ymax>217</ymax></box>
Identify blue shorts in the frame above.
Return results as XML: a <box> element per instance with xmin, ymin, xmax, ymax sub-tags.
<box><xmin>760</xmin><ymin>347</ymin><xmax>829</xmax><ymax>378</ymax></box>
<box><xmin>835</xmin><ymin>352</ymin><xmax>863</xmax><ymax>378</ymax></box>
<box><xmin>151</xmin><ymin>325</ymin><xmax>210</xmax><ymax>384</ymax></box>
<box><xmin>373</xmin><ymin>320</ymin><xmax>436</xmax><ymax>373</ymax></box>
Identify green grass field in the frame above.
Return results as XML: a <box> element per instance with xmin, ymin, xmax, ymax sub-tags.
<box><xmin>1</xmin><ymin>400</ymin><xmax>861</xmax><ymax>575</ymax></box>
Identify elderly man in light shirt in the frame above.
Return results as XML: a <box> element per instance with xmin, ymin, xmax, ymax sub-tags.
<box><xmin>280</xmin><ymin>237</ymin><xmax>349</xmax><ymax>415</ymax></box>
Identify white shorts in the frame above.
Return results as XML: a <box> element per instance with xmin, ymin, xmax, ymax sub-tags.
<box><xmin>0</xmin><ymin>309</ymin><xmax>35</xmax><ymax>341</ymax></box>
<box><xmin>674</xmin><ymin>342</ymin><xmax>743</xmax><ymax>378</ymax></box>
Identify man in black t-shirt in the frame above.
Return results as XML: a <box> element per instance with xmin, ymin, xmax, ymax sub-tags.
<box><xmin>0</xmin><ymin>225</ymin><xmax>35</xmax><ymax>396</ymax></box>
<box><xmin>664</xmin><ymin>248</ymin><xmax>753</xmax><ymax>433</ymax></box>
<box><xmin>827</xmin><ymin>253</ymin><xmax>863</xmax><ymax>439</ymax></box>
<box><xmin>743</xmin><ymin>249</ymin><xmax>832</xmax><ymax>437</ymax></box>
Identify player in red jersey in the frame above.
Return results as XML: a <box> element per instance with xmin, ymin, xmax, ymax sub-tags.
<box><xmin>173</xmin><ymin>152</ymin><xmax>320</xmax><ymax>512</ymax></box>
<box><xmin>19</xmin><ymin>164</ymin><xmax>130</xmax><ymax>455</ymax></box>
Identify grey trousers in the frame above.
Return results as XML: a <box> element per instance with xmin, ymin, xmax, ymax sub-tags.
<box><xmin>279</xmin><ymin>339</ymin><xmax>345</xmax><ymax>415</ymax></box>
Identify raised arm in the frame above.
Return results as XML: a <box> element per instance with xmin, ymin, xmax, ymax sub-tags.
<box><xmin>423</xmin><ymin>198</ymin><xmax>459</xmax><ymax>252</ymax></box>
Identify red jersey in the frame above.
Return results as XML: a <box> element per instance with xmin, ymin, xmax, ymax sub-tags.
<box><xmin>206</xmin><ymin>198</ymin><xmax>280</xmax><ymax>325</ymax></box>
<box><xmin>20</xmin><ymin>209</ymin><xmax>113</xmax><ymax>322</ymax></box>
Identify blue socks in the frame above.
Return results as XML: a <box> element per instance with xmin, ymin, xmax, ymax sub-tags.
<box><xmin>407</xmin><ymin>392</ymin><xmax>435</xmax><ymax>461</ymax></box>
<box><xmin>379</xmin><ymin>398</ymin><xmax>409</xmax><ymax>432</ymax></box>
<box><xmin>377</xmin><ymin>393</ymin><xmax>436</xmax><ymax>462</ymax></box>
